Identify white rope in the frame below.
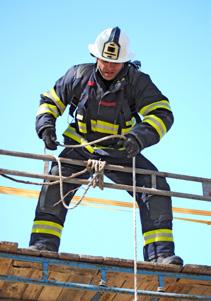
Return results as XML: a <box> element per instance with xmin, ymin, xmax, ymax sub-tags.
<box><xmin>51</xmin><ymin>154</ymin><xmax>86</xmax><ymax>210</ymax></box>
<box><xmin>58</xmin><ymin>134</ymin><xmax>126</xmax><ymax>148</ymax></box>
<box><xmin>50</xmin><ymin>155</ymin><xmax>106</xmax><ymax>210</ymax></box>
<box><xmin>51</xmin><ymin>155</ymin><xmax>66</xmax><ymax>208</ymax></box>
<box><xmin>43</xmin><ymin>147</ymin><xmax>50</xmax><ymax>174</ymax></box>
<box><xmin>132</xmin><ymin>156</ymin><xmax>138</xmax><ymax>301</ymax></box>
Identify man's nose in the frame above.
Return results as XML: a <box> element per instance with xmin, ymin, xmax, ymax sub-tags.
<box><xmin>107</xmin><ymin>62</ymin><xmax>116</xmax><ymax>69</ymax></box>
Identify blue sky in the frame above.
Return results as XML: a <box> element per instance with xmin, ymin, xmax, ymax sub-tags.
<box><xmin>0</xmin><ymin>0</ymin><xmax>211</xmax><ymax>266</ymax></box>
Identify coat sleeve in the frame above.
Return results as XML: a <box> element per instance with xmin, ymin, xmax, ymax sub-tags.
<box><xmin>129</xmin><ymin>69</ymin><xmax>174</xmax><ymax>149</ymax></box>
<box><xmin>35</xmin><ymin>66</ymin><xmax>77</xmax><ymax>137</ymax></box>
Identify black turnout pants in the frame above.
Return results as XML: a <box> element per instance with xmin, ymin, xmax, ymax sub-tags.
<box><xmin>30</xmin><ymin>146</ymin><xmax>174</xmax><ymax>260</ymax></box>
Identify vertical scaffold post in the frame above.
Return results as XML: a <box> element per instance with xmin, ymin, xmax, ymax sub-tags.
<box><xmin>99</xmin><ymin>268</ymin><xmax>107</xmax><ymax>286</ymax></box>
<box><xmin>42</xmin><ymin>261</ymin><xmax>49</xmax><ymax>282</ymax></box>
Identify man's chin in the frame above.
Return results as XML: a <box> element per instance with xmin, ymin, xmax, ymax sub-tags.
<box><xmin>103</xmin><ymin>74</ymin><xmax>115</xmax><ymax>80</ymax></box>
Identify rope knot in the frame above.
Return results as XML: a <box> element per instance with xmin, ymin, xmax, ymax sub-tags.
<box><xmin>87</xmin><ymin>159</ymin><xmax>106</xmax><ymax>190</ymax></box>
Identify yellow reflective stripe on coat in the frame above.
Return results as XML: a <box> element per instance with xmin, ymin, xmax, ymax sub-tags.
<box><xmin>43</xmin><ymin>88</ymin><xmax>65</xmax><ymax>114</ymax></box>
<box><xmin>91</xmin><ymin>120</ymin><xmax>119</xmax><ymax>134</ymax></box>
<box><xmin>140</xmin><ymin>100</ymin><xmax>171</xmax><ymax>116</ymax></box>
<box><xmin>78</xmin><ymin>121</ymin><xmax>87</xmax><ymax>133</ymax></box>
<box><xmin>143</xmin><ymin>115</ymin><xmax>167</xmax><ymax>139</ymax></box>
<box><xmin>77</xmin><ymin>117</ymin><xmax>133</xmax><ymax>136</ymax></box>
<box><xmin>32</xmin><ymin>220</ymin><xmax>63</xmax><ymax>238</ymax></box>
<box><xmin>36</xmin><ymin>103</ymin><xmax>60</xmax><ymax>118</ymax></box>
<box><xmin>63</xmin><ymin>125</ymin><xmax>95</xmax><ymax>153</ymax></box>
<box><xmin>143</xmin><ymin>229</ymin><xmax>173</xmax><ymax>246</ymax></box>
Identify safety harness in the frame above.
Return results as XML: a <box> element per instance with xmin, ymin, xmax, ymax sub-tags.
<box><xmin>68</xmin><ymin>61</ymin><xmax>142</xmax><ymax>128</ymax></box>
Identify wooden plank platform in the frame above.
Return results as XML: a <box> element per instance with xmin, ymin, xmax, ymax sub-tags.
<box><xmin>0</xmin><ymin>242</ymin><xmax>211</xmax><ymax>300</ymax></box>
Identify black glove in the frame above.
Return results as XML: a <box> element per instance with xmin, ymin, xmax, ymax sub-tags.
<box><xmin>118</xmin><ymin>135</ymin><xmax>141</xmax><ymax>158</ymax></box>
<box><xmin>41</xmin><ymin>128</ymin><xmax>57</xmax><ymax>150</ymax></box>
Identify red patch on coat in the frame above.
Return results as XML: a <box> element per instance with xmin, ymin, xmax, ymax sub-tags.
<box><xmin>100</xmin><ymin>101</ymin><xmax>116</xmax><ymax>107</ymax></box>
<box><xmin>87</xmin><ymin>81</ymin><xmax>96</xmax><ymax>86</ymax></box>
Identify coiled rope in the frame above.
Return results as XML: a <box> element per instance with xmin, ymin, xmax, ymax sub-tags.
<box><xmin>53</xmin><ymin>157</ymin><xmax>106</xmax><ymax>210</ymax></box>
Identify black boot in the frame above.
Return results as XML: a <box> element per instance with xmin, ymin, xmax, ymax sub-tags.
<box><xmin>28</xmin><ymin>243</ymin><xmax>53</xmax><ymax>251</ymax></box>
<box><xmin>29</xmin><ymin>232</ymin><xmax>60</xmax><ymax>252</ymax></box>
<box><xmin>151</xmin><ymin>255</ymin><xmax>183</xmax><ymax>265</ymax></box>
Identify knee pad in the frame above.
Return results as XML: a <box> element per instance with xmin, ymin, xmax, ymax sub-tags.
<box><xmin>36</xmin><ymin>172</ymin><xmax>76</xmax><ymax>224</ymax></box>
<box><xmin>146</xmin><ymin>195</ymin><xmax>173</xmax><ymax>221</ymax></box>
<box><xmin>138</xmin><ymin>193</ymin><xmax>173</xmax><ymax>232</ymax></box>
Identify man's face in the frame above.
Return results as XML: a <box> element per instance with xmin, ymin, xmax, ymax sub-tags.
<box><xmin>97</xmin><ymin>59</ymin><xmax>124</xmax><ymax>80</ymax></box>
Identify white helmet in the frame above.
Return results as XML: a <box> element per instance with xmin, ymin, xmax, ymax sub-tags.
<box><xmin>88</xmin><ymin>27</ymin><xmax>134</xmax><ymax>63</ymax></box>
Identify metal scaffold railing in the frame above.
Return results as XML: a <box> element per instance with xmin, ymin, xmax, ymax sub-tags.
<box><xmin>0</xmin><ymin>148</ymin><xmax>211</xmax><ymax>202</ymax></box>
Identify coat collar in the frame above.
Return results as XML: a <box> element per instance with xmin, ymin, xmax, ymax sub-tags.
<box><xmin>93</xmin><ymin>63</ymin><xmax>129</xmax><ymax>91</ymax></box>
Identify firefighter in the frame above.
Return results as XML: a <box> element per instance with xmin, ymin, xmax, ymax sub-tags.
<box><xmin>29</xmin><ymin>27</ymin><xmax>183</xmax><ymax>265</ymax></box>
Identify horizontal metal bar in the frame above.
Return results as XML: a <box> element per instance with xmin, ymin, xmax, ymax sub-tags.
<box><xmin>1</xmin><ymin>148</ymin><xmax>211</xmax><ymax>184</ymax></box>
<box><xmin>1</xmin><ymin>252</ymin><xmax>211</xmax><ymax>282</ymax></box>
<box><xmin>1</xmin><ymin>167</ymin><xmax>211</xmax><ymax>202</ymax></box>
<box><xmin>0</xmin><ymin>274</ymin><xmax>210</xmax><ymax>300</ymax></box>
